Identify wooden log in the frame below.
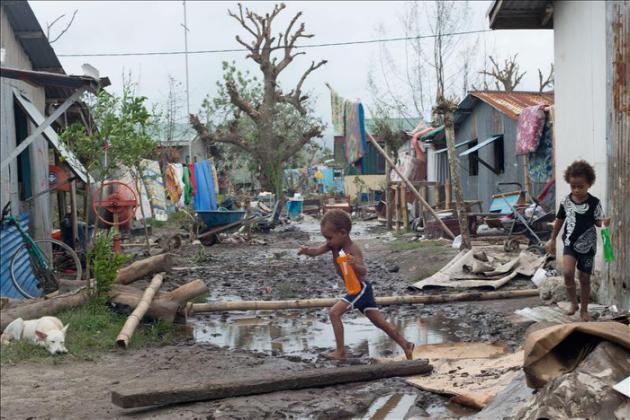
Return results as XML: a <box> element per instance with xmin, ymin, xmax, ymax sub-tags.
<box><xmin>191</xmin><ymin>289</ymin><xmax>539</xmax><ymax>313</ymax></box>
<box><xmin>165</xmin><ymin>279</ymin><xmax>208</xmax><ymax>305</ymax></box>
<box><xmin>1</xmin><ymin>288</ymin><xmax>89</xmax><ymax>332</ymax></box>
<box><xmin>116</xmin><ymin>254</ymin><xmax>173</xmax><ymax>285</ymax></box>
<box><xmin>116</xmin><ymin>274</ymin><xmax>164</xmax><ymax>349</ymax></box>
<box><xmin>367</xmin><ymin>133</ymin><xmax>455</xmax><ymax>239</ymax></box>
<box><xmin>394</xmin><ymin>185</ymin><xmax>400</xmax><ymax>233</ymax></box>
<box><xmin>111</xmin><ymin>359</ymin><xmax>432</xmax><ymax>408</ymax></box>
<box><xmin>108</xmin><ymin>285</ymin><xmax>180</xmax><ymax>323</ymax></box>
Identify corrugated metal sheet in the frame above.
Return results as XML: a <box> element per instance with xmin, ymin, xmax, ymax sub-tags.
<box><xmin>488</xmin><ymin>0</ymin><xmax>553</xmax><ymax>30</ymax></box>
<box><xmin>466</xmin><ymin>91</ymin><xmax>554</xmax><ymax>121</ymax></box>
<box><xmin>603</xmin><ymin>1</ymin><xmax>629</xmax><ymax>310</ymax></box>
<box><xmin>0</xmin><ymin>212</ymin><xmax>40</xmax><ymax>299</ymax></box>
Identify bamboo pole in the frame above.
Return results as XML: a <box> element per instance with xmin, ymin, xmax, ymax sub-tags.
<box><xmin>112</xmin><ymin>359</ymin><xmax>432</xmax><ymax>409</ymax></box>
<box><xmin>366</xmin><ymin>133</ymin><xmax>455</xmax><ymax>239</ymax></box>
<box><xmin>116</xmin><ymin>273</ymin><xmax>164</xmax><ymax>349</ymax></box>
<box><xmin>385</xmin><ymin>144</ymin><xmax>392</xmax><ymax>230</ymax></box>
<box><xmin>191</xmin><ymin>289</ymin><xmax>539</xmax><ymax>313</ymax></box>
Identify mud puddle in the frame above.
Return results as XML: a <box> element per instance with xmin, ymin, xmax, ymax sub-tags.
<box><xmin>193</xmin><ymin>311</ymin><xmax>459</xmax><ymax>360</ymax></box>
<box><xmin>361</xmin><ymin>393</ymin><xmax>417</xmax><ymax>419</ymax></box>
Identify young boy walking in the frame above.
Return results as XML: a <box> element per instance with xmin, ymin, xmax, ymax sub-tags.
<box><xmin>546</xmin><ymin>160</ymin><xmax>610</xmax><ymax>321</ymax></box>
<box><xmin>298</xmin><ymin>209</ymin><xmax>415</xmax><ymax>360</ymax></box>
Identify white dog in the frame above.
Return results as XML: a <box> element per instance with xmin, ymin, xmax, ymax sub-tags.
<box><xmin>1</xmin><ymin>316</ymin><xmax>69</xmax><ymax>354</ymax></box>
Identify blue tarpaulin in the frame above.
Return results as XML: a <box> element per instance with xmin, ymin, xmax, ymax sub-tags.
<box><xmin>192</xmin><ymin>160</ymin><xmax>218</xmax><ymax>211</ymax></box>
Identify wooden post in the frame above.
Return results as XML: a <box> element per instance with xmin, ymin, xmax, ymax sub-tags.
<box><xmin>432</xmin><ymin>185</ymin><xmax>441</xmax><ymax>209</ymax></box>
<box><xmin>394</xmin><ymin>184</ymin><xmax>400</xmax><ymax>233</ymax></box>
<box><xmin>385</xmin><ymin>145</ymin><xmax>392</xmax><ymax>230</ymax></box>
<box><xmin>522</xmin><ymin>155</ymin><xmax>532</xmax><ymax>195</ymax></box>
<box><xmin>420</xmin><ymin>184</ymin><xmax>428</xmax><ymax>226</ymax></box>
<box><xmin>70</xmin><ymin>179</ymin><xmax>78</xmax><ymax>249</ymax></box>
<box><xmin>445</xmin><ymin>182</ymin><xmax>452</xmax><ymax>210</ymax></box>
<box><xmin>115</xmin><ymin>254</ymin><xmax>173</xmax><ymax>285</ymax></box>
<box><xmin>366</xmin><ymin>133</ymin><xmax>455</xmax><ymax>239</ymax></box>
<box><xmin>401</xmin><ymin>183</ymin><xmax>409</xmax><ymax>231</ymax></box>
<box><xmin>191</xmin><ymin>289</ymin><xmax>539</xmax><ymax>313</ymax></box>
<box><xmin>438</xmin><ymin>103</ymin><xmax>471</xmax><ymax>249</ymax></box>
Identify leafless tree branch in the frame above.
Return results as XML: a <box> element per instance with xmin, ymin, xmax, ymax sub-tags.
<box><xmin>47</xmin><ymin>9</ymin><xmax>78</xmax><ymax>44</ymax></box>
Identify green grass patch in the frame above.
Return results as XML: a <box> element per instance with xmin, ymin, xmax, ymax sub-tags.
<box><xmin>0</xmin><ymin>299</ymin><xmax>181</xmax><ymax>366</ymax></box>
<box><xmin>390</xmin><ymin>239</ymin><xmax>446</xmax><ymax>252</ymax></box>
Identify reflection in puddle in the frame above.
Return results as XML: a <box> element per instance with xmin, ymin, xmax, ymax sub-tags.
<box><xmin>362</xmin><ymin>393</ymin><xmax>416</xmax><ymax>420</ymax></box>
<box><xmin>193</xmin><ymin>312</ymin><xmax>459</xmax><ymax>359</ymax></box>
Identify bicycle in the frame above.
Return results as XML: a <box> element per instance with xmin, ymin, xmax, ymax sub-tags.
<box><xmin>1</xmin><ymin>201</ymin><xmax>82</xmax><ymax>299</ymax></box>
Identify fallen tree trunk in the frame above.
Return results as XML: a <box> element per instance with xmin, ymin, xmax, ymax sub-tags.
<box><xmin>191</xmin><ymin>289</ymin><xmax>539</xmax><ymax>313</ymax></box>
<box><xmin>1</xmin><ymin>288</ymin><xmax>89</xmax><ymax>332</ymax></box>
<box><xmin>116</xmin><ymin>274</ymin><xmax>163</xmax><ymax>349</ymax></box>
<box><xmin>111</xmin><ymin>359</ymin><xmax>432</xmax><ymax>409</ymax></box>
<box><xmin>108</xmin><ymin>280</ymin><xmax>208</xmax><ymax>323</ymax></box>
<box><xmin>116</xmin><ymin>254</ymin><xmax>173</xmax><ymax>285</ymax></box>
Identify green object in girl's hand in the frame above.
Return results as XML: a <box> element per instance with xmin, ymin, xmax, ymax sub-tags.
<box><xmin>601</xmin><ymin>227</ymin><xmax>615</xmax><ymax>262</ymax></box>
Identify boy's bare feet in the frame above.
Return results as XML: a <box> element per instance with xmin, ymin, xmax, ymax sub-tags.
<box><xmin>566</xmin><ymin>304</ymin><xmax>579</xmax><ymax>316</ymax></box>
<box><xmin>580</xmin><ymin>311</ymin><xmax>591</xmax><ymax>321</ymax></box>
<box><xmin>404</xmin><ymin>342</ymin><xmax>415</xmax><ymax>360</ymax></box>
<box><xmin>325</xmin><ymin>350</ymin><xmax>346</xmax><ymax>360</ymax></box>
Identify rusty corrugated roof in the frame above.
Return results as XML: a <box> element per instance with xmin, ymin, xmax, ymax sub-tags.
<box><xmin>467</xmin><ymin>91</ymin><xmax>554</xmax><ymax>121</ymax></box>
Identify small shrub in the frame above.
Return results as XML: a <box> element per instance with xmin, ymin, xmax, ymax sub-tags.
<box><xmin>90</xmin><ymin>231</ymin><xmax>129</xmax><ymax>295</ymax></box>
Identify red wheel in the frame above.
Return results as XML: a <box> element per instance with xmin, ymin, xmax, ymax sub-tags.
<box><xmin>93</xmin><ymin>181</ymin><xmax>139</xmax><ymax>227</ymax></box>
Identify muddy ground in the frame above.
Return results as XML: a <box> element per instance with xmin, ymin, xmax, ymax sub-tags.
<box><xmin>1</xmin><ymin>220</ymin><xmax>541</xmax><ymax>419</ymax></box>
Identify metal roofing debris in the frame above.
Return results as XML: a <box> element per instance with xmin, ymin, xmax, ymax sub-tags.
<box><xmin>420</xmin><ymin>126</ymin><xmax>445</xmax><ymax>142</ymax></box>
<box><xmin>0</xmin><ymin>67</ymin><xmax>110</xmax><ymax>91</ymax></box>
<box><xmin>488</xmin><ymin>0</ymin><xmax>553</xmax><ymax>30</ymax></box>
<box><xmin>2</xmin><ymin>1</ymin><xmax>64</xmax><ymax>72</ymax></box>
<box><xmin>0</xmin><ymin>212</ymin><xmax>39</xmax><ymax>300</ymax></box>
<box><xmin>461</xmin><ymin>91</ymin><xmax>554</xmax><ymax>122</ymax></box>
<box><xmin>460</xmin><ymin>135</ymin><xmax>503</xmax><ymax>156</ymax></box>
<box><xmin>434</xmin><ymin>139</ymin><xmax>476</xmax><ymax>154</ymax></box>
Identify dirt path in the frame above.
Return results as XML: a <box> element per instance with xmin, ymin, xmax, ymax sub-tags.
<box><xmin>1</xmin><ymin>221</ymin><xmax>541</xmax><ymax>419</ymax></box>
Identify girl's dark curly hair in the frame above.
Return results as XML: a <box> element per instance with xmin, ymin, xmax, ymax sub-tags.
<box><xmin>564</xmin><ymin>160</ymin><xmax>596</xmax><ymax>185</ymax></box>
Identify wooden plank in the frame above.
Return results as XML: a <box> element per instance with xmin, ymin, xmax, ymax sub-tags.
<box><xmin>116</xmin><ymin>274</ymin><xmax>163</xmax><ymax>349</ymax></box>
<box><xmin>111</xmin><ymin>359</ymin><xmax>432</xmax><ymax>408</ymax></box>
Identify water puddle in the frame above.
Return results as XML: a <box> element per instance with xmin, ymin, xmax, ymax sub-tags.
<box><xmin>193</xmin><ymin>311</ymin><xmax>459</xmax><ymax>359</ymax></box>
<box><xmin>361</xmin><ymin>393</ymin><xmax>417</xmax><ymax>419</ymax></box>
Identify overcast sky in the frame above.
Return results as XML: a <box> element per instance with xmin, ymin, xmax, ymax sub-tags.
<box><xmin>30</xmin><ymin>1</ymin><xmax>553</xmax><ymax>147</ymax></box>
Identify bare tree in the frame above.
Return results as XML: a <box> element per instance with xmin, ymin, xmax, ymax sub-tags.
<box><xmin>46</xmin><ymin>10</ymin><xmax>78</xmax><ymax>44</ymax></box>
<box><xmin>190</xmin><ymin>3</ymin><xmax>326</xmax><ymax>195</ymax></box>
<box><xmin>538</xmin><ymin>63</ymin><xmax>554</xmax><ymax>93</ymax></box>
<box><xmin>479</xmin><ymin>54</ymin><xmax>527</xmax><ymax>92</ymax></box>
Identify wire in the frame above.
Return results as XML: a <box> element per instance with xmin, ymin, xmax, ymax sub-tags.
<box><xmin>57</xmin><ymin>29</ymin><xmax>490</xmax><ymax>58</ymax></box>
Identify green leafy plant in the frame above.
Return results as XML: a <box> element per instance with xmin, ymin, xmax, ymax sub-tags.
<box><xmin>89</xmin><ymin>231</ymin><xmax>129</xmax><ymax>296</ymax></box>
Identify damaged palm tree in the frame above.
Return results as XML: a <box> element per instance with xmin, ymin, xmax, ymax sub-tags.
<box><xmin>190</xmin><ymin>3</ymin><xmax>326</xmax><ymax>196</ymax></box>
<box><xmin>435</xmin><ymin>97</ymin><xmax>471</xmax><ymax>249</ymax></box>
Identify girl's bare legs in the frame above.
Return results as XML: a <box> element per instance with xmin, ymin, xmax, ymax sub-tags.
<box><xmin>365</xmin><ymin>309</ymin><xmax>415</xmax><ymax>360</ymax></box>
<box><xmin>578</xmin><ymin>271</ymin><xmax>592</xmax><ymax>321</ymax></box>
<box><xmin>563</xmin><ymin>254</ymin><xmax>579</xmax><ymax>315</ymax></box>
<box><xmin>327</xmin><ymin>300</ymin><xmax>351</xmax><ymax>359</ymax></box>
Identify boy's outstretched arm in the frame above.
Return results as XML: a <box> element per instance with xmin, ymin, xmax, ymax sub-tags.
<box><xmin>298</xmin><ymin>243</ymin><xmax>329</xmax><ymax>257</ymax></box>
<box><xmin>347</xmin><ymin>244</ymin><xmax>367</xmax><ymax>278</ymax></box>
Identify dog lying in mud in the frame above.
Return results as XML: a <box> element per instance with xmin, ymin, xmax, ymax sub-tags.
<box><xmin>1</xmin><ymin>316</ymin><xmax>69</xmax><ymax>354</ymax></box>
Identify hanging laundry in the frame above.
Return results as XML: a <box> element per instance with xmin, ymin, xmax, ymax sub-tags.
<box><xmin>328</xmin><ymin>84</ymin><xmax>346</xmax><ymax>135</ymax></box>
<box><xmin>192</xmin><ymin>160</ymin><xmax>218</xmax><ymax>211</ymax></box>
<box><xmin>528</xmin><ymin>115</ymin><xmax>553</xmax><ymax>183</ymax></box>
<box><xmin>141</xmin><ymin>159</ymin><xmax>168</xmax><ymax>221</ymax></box>
<box><xmin>188</xmin><ymin>162</ymin><xmax>197</xmax><ymax>197</ymax></box>
<box><xmin>344</xmin><ymin>101</ymin><xmax>367</xmax><ymax>168</ymax></box>
<box><xmin>164</xmin><ymin>163</ymin><xmax>183</xmax><ymax>205</ymax></box>
<box><xmin>516</xmin><ymin>105</ymin><xmax>546</xmax><ymax>155</ymax></box>
<box><xmin>183</xmin><ymin>166</ymin><xmax>193</xmax><ymax>205</ymax></box>
<box><xmin>173</xmin><ymin>163</ymin><xmax>186</xmax><ymax>208</ymax></box>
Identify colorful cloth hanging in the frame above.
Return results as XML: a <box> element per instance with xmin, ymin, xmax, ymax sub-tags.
<box><xmin>188</xmin><ymin>162</ymin><xmax>197</xmax><ymax>197</ymax></box>
<box><xmin>192</xmin><ymin>160</ymin><xmax>218</xmax><ymax>211</ymax></box>
<box><xmin>344</xmin><ymin>101</ymin><xmax>367</xmax><ymax>168</ymax></box>
<box><xmin>183</xmin><ymin>166</ymin><xmax>193</xmax><ymax>205</ymax></box>
<box><xmin>329</xmin><ymin>86</ymin><xmax>345</xmax><ymax>135</ymax></box>
<box><xmin>164</xmin><ymin>163</ymin><xmax>183</xmax><ymax>205</ymax></box>
<box><xmin>516</xmin><ymin>105</ymin><xmax>546</xmax><ymax>155</ymax></box>
<box><xmin>528</xmin><ymin>115</ymin><xmax>553</xmax><ymax>183</ymax></box>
